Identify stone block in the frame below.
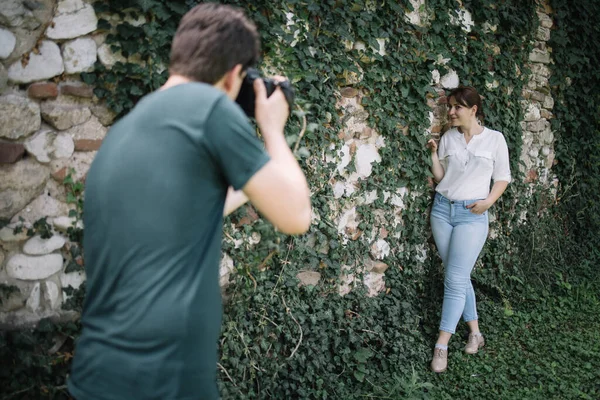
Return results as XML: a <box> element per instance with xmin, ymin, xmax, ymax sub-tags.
<box><xmin>523</xmin><ymin>103</ymin><xmax>541</xmax><ymax>122</ymax></box>
<box><xmin>7</xmin><ymin>41</ymin><xmax>64</xmax><ymax>84</ymax></box>
<box><xmin>74</xmin><ymin>139</ymin><xmax>102</xmax><ymax>151</ymax></box>
<box><xmin>0</xmin><ymin>158</ymin><xmax>49</xmax><ymax>220</ymax></box>
<box><xmin>53</xmin><ymin>133</ymin><xmax>75</xmax><ymax>159</ymax></box>
<box><xmin>24</xmin><ymin>130</ymin><xmax>73</xmax><ymax>163</ymax></box>
<box><xmin>370</xmin><ymin>239</ymin><xmax>390</xmax><ymax>260</ymax></box>
<box><xmin>63</xmin><ymin>115</ymin><xmax>107</xmax><ymax>140</ymax></box>
<box><xmin>0</xmin><ymin>64</ymin><xmax>7</xmax><ymax>92</ymax></box>
<box><xmin>25</xmin><ymin>129</ymin><xmax>54</xmax><ymax>163</ymax></box>
<box><xmin>0</xmin><ymin>28</ymin><xmax>17</xmax><ymax>59</ymax></box>
<box><xmin>60</xmin><ymin>83</ymin><xmax>94</xmax><ymax>98</ymax></box>
<box><xmin>0</xmin><ymin>94</ymin><xmax>41</xmax><ymax>139</ymax></box>
<box><xmin>43</xmin><ymin>281</ymin><xmax>62</xmax><ymax>310</ymax></box>
<box><xmin>60</xmin><ymin>270</ymin><xmax>85</xmax><ymax>291</ymax></box>
<box><xmin>0</xmin><ymin>224</ymin><xmax>30</xmax><ymax>242</ymax></box>
<box><xmin>46</xmin><ymin>0</ymin><xmax>98</xmax><ymax>40</ymax></box>
<box><xmin>7</xmin><ymin>253</ymin><xmax>64</xmax><ymax>280</ymax></box>
<box><xmin>50</xmin><ymin>150</ymin><xmax>95</xmax><ymax>182</ymax></box>
<box><xmin>97</xmin><ymin>42</ymin><xmax>126</xmax><ymax>68</ymax></box>
<box><xmin>90</xmin><ymin>104</ymin><xmax>116</xmax><ymax>126</ymax></box>
<box><xmin>11</xmin><ymin>193</ymin><xmax>70</xmax><ymax>225</ymax></box>
<box><xmin>51</xmin><ymin>166</ymin><xmax>67</xmax><ymax>182</ymax></box>
<box><xmin>26</xmin><ymin>283</ymin><xmax>41</xmax><ymax>312</ymax></box>
<box><xmin>526</xmin><ymin>119</ymin><xmax>547</xmax><ymax>133</ymax></box>
<box><xmin>529</xmin><ymin>49</ymin><xmax>550</xmax><ymax>64</ymax></box>
<box><xmin>219</xmin><ymin>253</ymin><xmax>234</xmax><ymax>289</ymax></box>
<box><xmin>23</xmin><ymin>234</ymin><xmax>66</xmax><ymax>255</ymax></box>
<box><xmin>0</xmin><ymin>142</ymin><xmax>25</xmax><ymax>164</ymax></box>
<box><xmin>41</xmin><ymin>95</ymin><xmax>92</xmax><ymax>131</ymax></box>
<box><xmin>296</xmin><ymin>271</ymin><xmax>321</xmax><ymax>287</ymax></box>
<box><xmin>28</xmin><ymin>82</ymin><xmax>59</xmax><ymax>99</ymax></box>
<box><xmin>62</xmin><ymin>38</ymin><xmax>97</xmax><ymax>74</ymax></box>
<box><xmin>340</xmin><ymin>87</ymin><xmax>359</xmax><ymax>98</ymax></box>
<box><xmin>536</xmin><ymin>26</ymin><xmax>551</xmax><ymax>42</ymax></box>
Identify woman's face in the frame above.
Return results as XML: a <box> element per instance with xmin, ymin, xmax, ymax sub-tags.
<box><xmin>447</xmin><ymin>96</ymin><xmax>477</xmax><ymax>127</ymax></box>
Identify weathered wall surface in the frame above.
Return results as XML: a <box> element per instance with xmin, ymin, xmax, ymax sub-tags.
<box><xmin>0</xmin><ymin>0</ymin><xmax>556</xmax><ymax>329</ymax></box>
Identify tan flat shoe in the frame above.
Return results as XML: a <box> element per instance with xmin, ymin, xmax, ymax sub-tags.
<box><xmin>430</xmin><ymin>347</ymin><xmax>448</xmax><ymax>373</ymax></box>
<box><xmin>464</xmin><ymin>333</ymin><xmax>485</xmax><ymax>354</ymax></box>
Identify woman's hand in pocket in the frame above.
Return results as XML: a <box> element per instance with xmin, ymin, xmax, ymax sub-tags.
<box><xmin>466</xmin><ymin>200</ymin><xmax>492</xmax><ymax>214</ymax></box>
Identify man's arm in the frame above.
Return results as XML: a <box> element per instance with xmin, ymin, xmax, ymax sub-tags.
<box><xmin>241</xmin><ymin>79</ymin><xmax>311</xmax><ymax>235</ymax></box>
<box><xmin>223</xmin><ymin>187</ymin><xmax>249</xmax><ymax>217</ymax></box>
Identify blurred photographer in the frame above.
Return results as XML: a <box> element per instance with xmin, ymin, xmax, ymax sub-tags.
<box><xmin>68</xmin><ymin>3</ymin><xmax>311</xmax><ymax>400</ymax></box>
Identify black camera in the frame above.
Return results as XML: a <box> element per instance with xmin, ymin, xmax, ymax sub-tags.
<box><xmin>235</xmin><ymin>68</ymin><xmax>295</xmax><ymax>118</ymax></box>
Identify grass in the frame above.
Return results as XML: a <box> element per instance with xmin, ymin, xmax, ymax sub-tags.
<box><xmin>372</xmin><ymin>280</ymin><xmax>600</xmax><ymax>400</ymax></box>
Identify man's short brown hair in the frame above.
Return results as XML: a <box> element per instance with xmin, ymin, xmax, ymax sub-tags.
<box><xmin>169</xmin><ymin>3</ymin><xmax>260</xmax><ymax>83</ymax></box>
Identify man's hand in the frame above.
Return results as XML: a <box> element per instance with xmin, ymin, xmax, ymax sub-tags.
<box><xmin>254</xmin><ymin>77</ymin><xmax>289</xmax><ymax>138</ymax></box>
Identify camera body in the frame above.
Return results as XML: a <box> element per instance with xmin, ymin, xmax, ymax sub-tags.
<box><xmin>235</xmin><ymin>68</ymin><xmax>295</xmax><ymax>118</ymax></box>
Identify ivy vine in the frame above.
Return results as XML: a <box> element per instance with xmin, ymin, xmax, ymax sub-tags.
<box><xmin>6</xmin><ymin>0</ymin><xmax>600</xmax><ymax>398</ymax></box>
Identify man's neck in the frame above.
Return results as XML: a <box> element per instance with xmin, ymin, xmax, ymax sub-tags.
<box><xmin>160</xmin><ymin>75</ymin><xmax>192</xmax><ymax>91</ymax></box>
<box><xmin>160</xmin><ymin>74</ymin><xmax>228</xmax><ymax>94</ymax></box>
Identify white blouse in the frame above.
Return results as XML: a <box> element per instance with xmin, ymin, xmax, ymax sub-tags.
<box><xmin>436</xmin><ymin>127</ymin><xmax>511</xmax><ymax>201</ymax></box>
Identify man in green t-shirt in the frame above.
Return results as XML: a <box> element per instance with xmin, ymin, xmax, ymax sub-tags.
<box><xmin>67</xmin><ymin>4</ymin><xmax>311</xmax><ymax>399</ymax></box>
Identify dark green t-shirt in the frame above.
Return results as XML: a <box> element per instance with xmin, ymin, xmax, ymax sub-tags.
<box><xmin>68</xmin><ymin>83</ymin><xmax>269</xmax><ymax>400</ymax></box>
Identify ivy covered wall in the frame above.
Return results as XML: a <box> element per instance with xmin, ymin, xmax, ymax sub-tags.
<box><xmin>2</xmin><ymin>0</ymin><xmax>599</xmax><ymax>398</ymax></box>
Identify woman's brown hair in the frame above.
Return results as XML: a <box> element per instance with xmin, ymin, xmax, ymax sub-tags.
<box><xmin>448</xmin><ymin>86</ymin><xmax>485</xmax><ymax>122</ymax></box>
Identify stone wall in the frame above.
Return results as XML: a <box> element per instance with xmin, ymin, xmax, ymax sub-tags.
<box><xmin>0</xmin><ymin>0</ymin><xmax>557</xmax><ymax>329</ymax></box>
<box><xmin>297</xmin><ymin>1</ymin><xmax>557</xmax><ymax>295</ymax></box>
<box><xmin>0</xmin><ymin>0</ymin><xmax>113</xmax><ymax>329</ymax></box>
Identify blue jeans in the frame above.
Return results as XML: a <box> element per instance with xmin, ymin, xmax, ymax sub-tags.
<box><xmin>430</xmin><ymin>192</ymin><xmax>489</xmax><ymax>334</ymax></box>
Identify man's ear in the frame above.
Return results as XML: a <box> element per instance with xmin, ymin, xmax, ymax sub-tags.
<box><xmin>224</xmin><ymin>64</ymin><xmax>244</xmax><ymax>91</ymax></box>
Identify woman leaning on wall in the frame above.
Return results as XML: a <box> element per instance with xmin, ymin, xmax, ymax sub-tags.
<box><xmin>426</xmin><ymin>86</ymin><xmax>511</xmax><ymax>373</ymax></box>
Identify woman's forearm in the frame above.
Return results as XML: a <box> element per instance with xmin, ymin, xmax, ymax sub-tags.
<box><xmin>485</xmin><ymin>181</ymin><xmax>509</xmax><ymax>205</ymax></box>
<box><xmin>431</xmin><ymin>154</ymin><xmax>445</xmax><ymax>183</ymax></box>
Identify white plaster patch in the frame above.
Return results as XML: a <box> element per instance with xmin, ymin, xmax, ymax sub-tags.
<box><xmin>60</xmin><ymin>271</ymin><xmax>85</xmax><ymax>291</ymax></box>
<box><xmin>370</xmin><ymin>239</ymin><xmax>390</xmax><ymax>260</ymax></box>
<box><xmin>441</xmin><ymin>69</ymin><xmax>459</xmax><ymax>89</ymax></box>
<box><xmin>333</xmin><ymin>181</ymin><xmax>346</xmax><ymax>199</ymax></box>
<box><xmin>219</xmin><ymin>253</ymin><xmax>234</xmax><ymax>289</ymax></box>
<box><xmin>337</xmin><ymin>207</ymin><xmax>359</xmax><ymax>236</ymax></box>
<box><xmin>450</xmin><ymin>9</ymin><xmax>474</xmax><ymax>32</ymax></box>
<box><xmin>405</xmin><ymin>0</ymin><xmax>427</xmax><ymax>27</ymax></box>
<box><xmin>363</xmin><ymin>190</ymin><xmax>378</xmax><ymax>205</ymax></box>
<box><xmin>431</xmin><ymin>69</ymin><xmax>440</xmax><ymax>85</ymax></box>
<box><xmin>363</xmin><ymin>272</ymin><xmax>386</xmax><ymax>297</ymax></box>
<box><xmin>355</xmin><ymin>144</ymin><xmax>381</xmax><ymax>178</ymax></box>
<box><xmin>337</xmin><ymin>144</ymin><xmax>352</xmax><ymax>174</ymax></box>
